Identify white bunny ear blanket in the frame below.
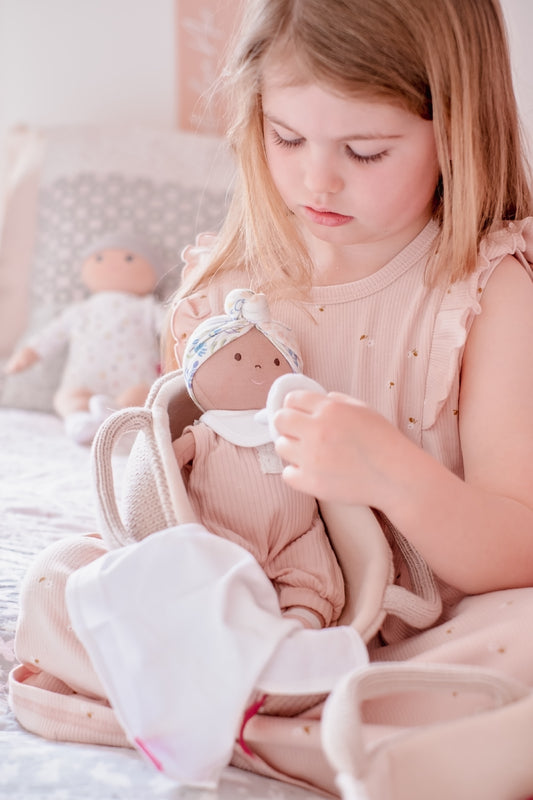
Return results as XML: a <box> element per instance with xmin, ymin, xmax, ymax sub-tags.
<box><xmin>65</xmin><ymin>375</ymin><xmax>368</xmax><ymax>789</ymax></box>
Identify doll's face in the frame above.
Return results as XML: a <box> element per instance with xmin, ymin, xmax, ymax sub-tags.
<box><xmin>81</xmin><ymin>248</ymin><xmax>157</xmax><ymax>295</ymax></box>
<box><xmin>191</xmin><ymin>327</ymin><xmax>293</xmax><ymax>411</ymax></box>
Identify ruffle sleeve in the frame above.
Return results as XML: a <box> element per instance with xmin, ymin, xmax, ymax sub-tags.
<box><xmin>423</xmin><ymin>217</ymin><xmax>533</xmax><ymax>430</ymax></box>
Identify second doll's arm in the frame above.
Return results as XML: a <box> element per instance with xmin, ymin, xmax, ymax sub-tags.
<box><xmin>4</xmin><ymin>346</ymin><xmax>40</xmax><ymax>374</ymax></box>
<box><xmin>6</xmin><ymin>305</ymin><xmax>78</xmax><ymax>373</ymax></box>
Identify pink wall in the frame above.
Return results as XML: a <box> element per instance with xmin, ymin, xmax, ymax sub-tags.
<box><xmin>176</xmin><ymin>0</ymin><xmax>242</xmax><ymax>134</ymax></box>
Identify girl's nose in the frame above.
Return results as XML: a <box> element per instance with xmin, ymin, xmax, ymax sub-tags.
<box><xmin>304</xmin><ymin>153</ymin><xmax>344</xmax><ymax>196</ymax></box>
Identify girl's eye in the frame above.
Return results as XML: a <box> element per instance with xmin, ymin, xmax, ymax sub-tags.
<box><xmin>125</xmin><ymin>254</ymin><xmax>134</xmax><ymax>262</ymax></box>
<box><xmin>270</xmin><ymin>129</ymin><xmax>303</xmax><ymax>149</ymax></box>
<box><xmin>234</xmin><ymin>353</ymin><xmax>242</xmax><ymax>361</ymax></box>
<box><xmin>274</xmin><ymin>357</ymin><xmax>280</xmax><ymax>366</ymax></box>
<box><xmin>346</xmin><ymin>147</ymin><xmax>387</xmax><ymax>164</ymax></box>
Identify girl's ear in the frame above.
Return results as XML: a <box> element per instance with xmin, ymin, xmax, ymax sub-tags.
<box><xmin>169</xmin><ymin>292</ymin><xmax>214</xmax><ymax>368</ymax></box>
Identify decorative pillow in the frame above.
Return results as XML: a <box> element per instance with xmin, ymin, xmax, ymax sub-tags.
<box><xmin>0</xmin><ymin>125</ymin><xmax>233</xmax><ymax>412</ymax></box>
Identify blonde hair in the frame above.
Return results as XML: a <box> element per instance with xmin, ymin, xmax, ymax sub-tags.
<box><xmin>177</xmin><ymin>0</ymin><xmax>532</xmax><ymax>299</ymax></box>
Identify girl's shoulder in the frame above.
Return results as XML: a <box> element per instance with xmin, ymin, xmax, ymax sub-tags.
<box><xmin>479</xmin><ymin>218</ymin><xmax>533</xmax><ymax>278</ymax></box>
<box><xmin>169</xmin><ymin>269</ymin><xmax>244</xmax><ymax>369</ymax></box>
<box><xmin>422</xmin><ymin>218</ymin><xmax>533</xmax><ymax>432</ymax></box>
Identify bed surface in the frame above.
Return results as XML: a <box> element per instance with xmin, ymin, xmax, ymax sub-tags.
<box><xmin>0</xmin><ymin>408</ymin><xmax>324</xmax><ymax>800</ymax></box>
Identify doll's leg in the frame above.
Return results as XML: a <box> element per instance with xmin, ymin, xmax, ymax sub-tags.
<box><xmin>54</xmin><ymin>388</ymin><xmax>110</xmax><ymax>445</ymax></box>
<box><xmin>53</xmin><ymin>387</ymin><xmax>93</xmax><ymax>417</ymax></box>
<box><xmin>115</xmin><ymin>381</ymin><xmax>151</xmax><ymax>409</ymax></box>
<box><xmin>9</xmin><ymin>533</ymin><xmax>128</xmax><ymax>746</ymax></box>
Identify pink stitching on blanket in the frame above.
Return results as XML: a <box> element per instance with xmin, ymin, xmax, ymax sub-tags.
<box><xmin>238</xmin><ymin>694</ymin><xmax>267</xmax><ymax>756</ymax></box>
<box><xmin>134</xmin><ymin>737</ymin><xmax>164</xmax><ymax>771</ymax></box>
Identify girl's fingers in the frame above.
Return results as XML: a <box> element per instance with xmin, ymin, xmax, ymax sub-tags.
<box><xmin>282</xmin><ymin>389</ymin><xmax>325</xmax><ymax>412</ymax></box>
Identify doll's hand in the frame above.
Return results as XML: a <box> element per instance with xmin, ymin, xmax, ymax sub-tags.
<box><xmin>4</xmin><ymin>346</ymin><xmax>40</xmax><ymax>374</ymax></box>
<box><xmin>172</xmin><ymin>429</ymin><xmax>196</xmax><ymax>469</ymax></box>
<box><xmin>274</xmin><ymin>390</ymin><xmax>409</xmax><ymax>509</ymax></box>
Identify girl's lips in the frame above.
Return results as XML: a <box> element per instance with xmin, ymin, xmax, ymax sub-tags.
<box><xmin>303</xmin><ymin>206</ymin><xmax>354</xmax><ymax>227</ymax></box>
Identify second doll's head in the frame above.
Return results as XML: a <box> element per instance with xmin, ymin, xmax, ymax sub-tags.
<box><xmin>80</xmin><ymin>232</ymin><xmax>164</xmax><ymax>296</ymax></box>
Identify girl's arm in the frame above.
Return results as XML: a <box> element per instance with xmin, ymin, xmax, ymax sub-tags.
<box><xmin>274</xmin><ymin>256</ymin><xmax>533</xmax><ymax>595</ymax></box>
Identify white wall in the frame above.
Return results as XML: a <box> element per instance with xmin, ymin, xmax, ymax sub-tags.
<box><xmin>502</xmin><ymin>0</ymin><xmax>533</xmax><ymax>152</ymax></box>
<box><xmin>0</xmin><ymin>0</ymin><xmax>531</xmax><ymax>145</ymax></box>
<box><xmin>0</xmin><ymin>0</ymin><xmax>176</xmax><ymax>139</ymax></box>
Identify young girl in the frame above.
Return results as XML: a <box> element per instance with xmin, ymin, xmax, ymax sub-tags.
<box><xmin>166</xmin><ymin>0</ymin><xmax>533</xmax><ymax>598</ymax></box>
<box><xmin>9</xmin><ymin>0</ymin><xmax>533</xmax><ymax>796</ymax></box>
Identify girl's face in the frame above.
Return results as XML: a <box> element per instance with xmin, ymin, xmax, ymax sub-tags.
<box><xmin>262</xmin><ymin>72</ymin><xmax>440</xmax><ymax>278</ymax></box>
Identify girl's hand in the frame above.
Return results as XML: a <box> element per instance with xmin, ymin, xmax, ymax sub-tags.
<box><xmin>274</xmin><ymin>390</ymin><xmax>410</xmax><ymax>509</ymax></box>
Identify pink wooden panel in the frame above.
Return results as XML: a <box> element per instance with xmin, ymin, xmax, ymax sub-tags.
<box><xmin>175</xmin><ymin>0</ymin><xmax>242</xmax><ymax>134</ymax></box>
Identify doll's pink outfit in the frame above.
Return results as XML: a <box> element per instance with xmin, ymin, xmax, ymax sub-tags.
<box><xmin>183</xmin><ymin>409</ymin><xmax>345</xmax><ymax>627</ymax></box>
<box><xmin>9</xmin><ymin>217</ymin><xmax>533</xmax><ymax>799</ymax></box>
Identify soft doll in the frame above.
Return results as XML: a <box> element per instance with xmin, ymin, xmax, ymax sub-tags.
<box><xmin>5</xmin><ymin>232</ymin><xmax>165</xmax><ymax>444</ymax></box>
<box><xmin>173</xmin><ymin>288</ymin><xmax>345</xmax><ymax>629</ymax></box>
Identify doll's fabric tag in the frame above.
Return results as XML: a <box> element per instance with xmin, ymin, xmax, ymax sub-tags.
<box><xmin>255</xmin><ymin>441</ymin><xmax>283</xmax><ymax>474</ymax></box>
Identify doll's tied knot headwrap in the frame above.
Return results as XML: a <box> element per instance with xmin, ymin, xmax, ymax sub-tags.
<box><xmin>183</xmin><ymin>289</ymin><xmax>302</xmax><ymax>406</ymax></box>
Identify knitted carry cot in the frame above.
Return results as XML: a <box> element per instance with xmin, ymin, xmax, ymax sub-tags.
<box><xmin>92</xmin><ymin>369</ymin><xmax>442</xmax><ymax>632</ymax></box>
<box><xmin>86</xmin><ymin>369</ymin><xmax>533</xmax><ymax>800</ymax></box>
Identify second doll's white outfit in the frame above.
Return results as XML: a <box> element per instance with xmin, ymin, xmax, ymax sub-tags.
<box><xmin>30</xmin><ymin>291</ymin><xmax>162</xmax><ymax>397</ymax></box>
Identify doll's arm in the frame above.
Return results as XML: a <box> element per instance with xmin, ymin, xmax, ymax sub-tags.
<box><xmin>4</xmin><ymin>346</ymin><xmax>40</xmax><ymax>374</ymax></box>
<box><xmin>172</xmin><ymin>429</ymin><xmax>196</xmax><ymax>469</ymax></box>
<box><xmin>5</xmin><ymin>305</ymin><xmax>78</xmax><ymax>375</ymax></box>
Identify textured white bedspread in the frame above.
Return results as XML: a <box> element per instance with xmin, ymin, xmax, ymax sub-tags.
<box><xmin>0</xmin><ymin>409</ymin><xmax>323</xmax><ymax>800</ymax></box>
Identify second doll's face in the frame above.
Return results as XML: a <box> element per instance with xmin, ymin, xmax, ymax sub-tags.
<box><xmin>81</xmin><ymin>248</ymin><xmax>156</xmax><ymax>295</ymax></box>
<box><xmin>192</xmin><ymin>327</ymin><xmax>293</xmax><ymax>411</ymax></box>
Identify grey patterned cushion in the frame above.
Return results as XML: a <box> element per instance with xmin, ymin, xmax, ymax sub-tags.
<box><xmin>0</xmin><ymin>126</ymin><xmax>233</xmax><ymax>412</ymax></box>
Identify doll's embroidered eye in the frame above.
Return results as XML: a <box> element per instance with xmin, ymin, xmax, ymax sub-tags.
<box><xmin>125</xmin><ymin>254</ymin><xmax>134</xmax><ymax>262</ymax></box>
<box><xmin>274</xmin><ymin>358</ymin><xmax>280</xmax><ymax>366</ymax></box>
<box><xmin>234</xmin><ymin>353</ymin><xmax>242</xmax><ymax>361</ymax></box>
<box><xmin>95</xmin><ymin>254</ymin><xmax>103</xmax><ymax>261</ymax></box>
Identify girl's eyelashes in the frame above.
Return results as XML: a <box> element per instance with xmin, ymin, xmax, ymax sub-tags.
<box><xmin>269</xmin><ymin>129</ymin><xmax>303</xmax><ymax>149</ymax></box>
<box><xmin>269</xmin><ymin>127</ymin><xmax>387</xmax><ymax>164</ymax></box>
<box><xmin>346</xmin><ymin>147</ymin><xmax>387</xmax><ymax>164</ymax></box>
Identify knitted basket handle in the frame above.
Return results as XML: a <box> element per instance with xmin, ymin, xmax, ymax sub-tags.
<box><xmin>321</xmin><ymin>661</ymin><xmax>529</xmax><ymax>781</ymax></box>
<box><xmin>91</xmin><ymin>404</ymin><xmax>197</xmax><ymax>550</ymax></box>
<box><xmin>91</xmin><ymin>408</ymin><xmax>155</xmax><ymax>549</ymax></box>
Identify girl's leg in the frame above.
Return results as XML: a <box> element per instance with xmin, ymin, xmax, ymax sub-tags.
<box><xmin>367</xmin><ymin>587</ymin><xmax>533</xmax><ymax>723</ymax></box>
<box><xmin>9</xmin><ymin>533</ymin><xmax>128</xmax><ymax>746</ymax></box>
